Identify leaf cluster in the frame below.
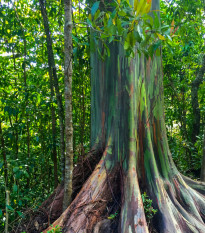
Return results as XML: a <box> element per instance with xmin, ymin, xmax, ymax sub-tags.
<box><xmin>141</xmin><ymin>192</ymin><xmax>157</xmax><ymax>225</ymax></box>
<box><xmin>87</xmin><ymin>0</ymin><xmax>171</xmax><ymax>58</ymax></box>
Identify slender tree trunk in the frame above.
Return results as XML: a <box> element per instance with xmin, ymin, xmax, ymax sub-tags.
<box><xmin>12</xmin><ymin>50</ymin><xmax>19</xmax><ymax>158</ymax></box>
<box><xmin>50</xmin><ymin>100</ymin><xmax>59</xmax><ymax>188</ymax></box>
<box><xmin>15</xmin><ymin>115</ymin><xmax>19</xmax><ymax>159</ymax></box>
<box><xmin>201</xmin><ymin>129</ymin><xmax>205</xmax><ymax>181</ymax></box>
<box><xmin>23</xmin><ymin>34</ymin><xmax>30</xmax><ymax>188</ymax></box>
<box><xmin>49</xmin><ymin>72</ymin><xmax>58</xmax><ymax>187</ymax></box>
<box><xmin>0</xmin><ymin>120</ymin><xmax>8</xmax><ymax>187</ymax></box>
<box><xmin>46</xmin><ymin>20</ymin><xmax>59</xmax><ymax>189</ymax></box>
<box><xmin>5</xmin><ymin>190</ymin><xmax>9</xmax><ymax>233</ymax></box>
<box><xmin>8</xmin><ymin>115</ymin><xmax>18</xmax><ymax>159</ymax></box>
<box><xmin>63</xmin><ymin>0</ymin><xmax>73</xmax><ymax>211</ymax></box>
<box><xmin>191</xmin><ymin>54</ymin><xmax>205</xmax><ymax>145</ymax></box>
<box><xmin>39</xmin><ymin>0</ymin><xmax>65</xmax><ymax>181</ymax></box>
<box><xmin>80</xmin><ymin>86</ymin><xmax>85</xmax><ymax>157</ymax></box>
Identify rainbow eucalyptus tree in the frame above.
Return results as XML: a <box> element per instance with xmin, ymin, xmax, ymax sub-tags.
<box><xmin>45</xmin><ymin>0</ymin><xmax>205</xmax><ymax>232</ymax></box>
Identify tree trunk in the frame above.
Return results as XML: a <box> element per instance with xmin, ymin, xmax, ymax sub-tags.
<box><xmin>39</xmin><ymin>0</ymin><xmax>65</xmax><ymax>181</ymax></box>
<box><xmin>0</xmin><ymin>120</ymin><xmax>8</xmax><ymax>187</ymax></box>
<box><xmin>191</xmin><ymin>54</ymin><xmax>205</xmax><ymax>145</ymax></box>
<box><xmin>45</xmin><ymin>0</ymin><xmax>205</xmax><ymax>232</ymax></box>
<box><xmin>63</xmin><ymin>0</ymin><xmax>73</xmax><ymax>211</ymax></box>
<box><xmin>201</xmin><ymin>129</ymin><xmax>205</xmax><ymax>182</ymax></box>
<box><xmin>50</xmin><ymin>91</ymin><xmax>58</xmax><ymax>188</ymax></box>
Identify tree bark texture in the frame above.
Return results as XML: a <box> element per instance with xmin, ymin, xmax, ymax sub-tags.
<box><xmin>45</xmin><ymin>0</ymin><xmax>205</xmax><ymax>232</ymax></box>
<box><xmin>201</xmin><ymin>130</ymin><xmax>205</xmax><ymax>182</ymax></box>
<box><xmin>191</xmin><ymin>54</ymin><xmax>205</xmax><ymax>145</ymax></box>
<box><xmin>63</xmin><ymin>0</ymin><xmax>74</xmax><ymax>210</ymax></box>
<box><xmin>0</xmin><ymin>120</ymin><xmax>8</xmax><ymax>187</ymax></box>
<box><xmin>50</xmin><ymin>85</ymin><xmax>58</xmax><ymax>188</ymax></box>
<box><xmin>39</xmin><ymin>0</ymin><xmax>65</xmax><ymax>181</ymax></box>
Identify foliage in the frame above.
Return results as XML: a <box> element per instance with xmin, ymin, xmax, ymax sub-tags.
<box><xmin>0</xmin><ymin>0</ymin><xmax>204</xmax><ymax>231</ymax></box>
<box><xmin>107</xmin><ymin>211</ymin><xmax>118</xmax><ymax>220</ymax></box>
<box><xmin>0</xmin><ymin>0</ymin><xmax>90</xmax><ymax>231</ymax></box>
<box><xmin>46</xmin><ymin>225</ymin><xmax>62</xmax><ymax>233</ymax></box>
<box><xmin>161</xmin><ymin>0</ymin><xmax>205</xmax><ymax>177</ymax></box>
<box><xmin>87</xmin><ymin>0</ymin><xmax>170</xmax><ymax>58</ymax></box>
<box><xmin>141</xmin><ymin>192</ymin><xmax>157</xmax><ymax>225</ymax></box>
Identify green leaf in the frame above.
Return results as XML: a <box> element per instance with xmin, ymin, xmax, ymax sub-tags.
<box><xmin>6</xmin><ymin>205</ymin><xmax>14</xmax><ymax>211</ymax></box>
<box><xmin>0</xmin><ymin>162</ymin><xmax>3</xmax><ymax>169</ymax></box>
<box><xmin>118</xmin><ymin>10</ymin><xmax>126</xmax><ymax>17</ymax></box>
<box><xmin>134</xmin><ymin>0</ymin><xmax>138</xmax><ymax>11</ymax></box>
<box><xmin>18</xmin><ymin>200</ymin><xmax>22</xmax><ymax>206</ymax></box>
<box><xmin>86</xmin><ymin>18</ymin><xmax>93</xmax><ymax>27</ymax></box>
<box><xmin>17</xmin><ymin>211</ymin><xmax>24</xmax><ymax>218</ymax></box>
<box><xmin>156</xmin><ymin>33</ymin><xmax>166</xmax><ymax>41</ymax></box>
<box><xmin>24</xmin><ymin>171</ymin><xmax>29</xmax><ymax>178</ymax></box>
<box><xmin>0</xmin><ymin>209</ymin><xmax>2</xmax><ymax>217</ymax></box>
<box><xmin>103</xmin><ymin>43</ymin><xmax>110</xmax><ymax>57</ymax></box>
<box><xmin>94</xmin><ymin>9</ymin><xmax>101</xmax><ymax>21</ymax></box>
<box><xmin>13</xmin><ymin>167</ymin><xmax>19</xmax><ymax>173</ymax></box>
<box><xmin>134</xmin><ymin>30</ymin><xmax>142</xmax><ymax>43</ymax></box>
<box><xmin>152</xmin><ymin>41</ymin><xmax>161</xmax><ymax>51</ymax></box>
<box><xmin>116</xmin><ymin>18</ymin><xmax>123</xmax><ymax>35</ymax></box>
<box><xmin>124</xmin><ymin>41</ymin><xmax>129</xmax><ymax>50</ymax></box>
<box><xmin>136</xmin><ymin>0</ymin><xmax>146</xmax><ymax>16</ymax></box>
<box><xmin>91</xmin><ymin>1</ymin><xmax>100</xmax><ymax>16</ymax></box>
<box><xmin>108</xmin><ymin>36</ymin><xmax>114</xmax><ymax>44</ymax></box>
<box><xmin>13</xmin><ymin>184</ymin><xmax>18</xmax><ymax>193</ymax></box>
<box><xmin>72</xmin><ymin>35</ymin><xmax>79</xmax><ymax>43</ymax></box>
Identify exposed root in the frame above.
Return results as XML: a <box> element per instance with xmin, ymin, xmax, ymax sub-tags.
<box><xmin>93</xmin><ymin>219</ymin><xmax>112</xmax><ymax>233</ymax></box>
<box><xmin>72</xmin><ymin>144</ymin><xmax>104</xmax><ymax>199</ymax></box>
<box><xmin>44</xmin><ymin>147</ymin><xmax>121</xmax><ymax>233</ymax></box>
<box><xmin>150</xmin><ymin>174</ymin><xmax>205</xmax><ymax>233</ymax></box>
<box><xmin>120</xmin><ymin>167</ymin><xmax>149</xmax><ymax>232</ymax></box>
<box><xmin>182</xmin><ymin>175</ymin><xmax>205</xmax><ymax>195</ymax></box>
<box><xmin>42</xmin><ymin>151</ymin><xmax>205</xmax><ymax>233</ymax></box>
<box><xmin>18</xmin><ymin>140</ymin><xmax>204</xmax><ymax>233</ymax></box>
<box><xmin>11</xmin><ymin>146</ymin><xmax>103</xmax><ymax>233</ymax></box>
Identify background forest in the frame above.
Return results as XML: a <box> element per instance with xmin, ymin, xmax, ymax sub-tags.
<box><xmin>0</xmin><ymin>0</ymin><xmax>204</xmax><ymax>232</ymax></box>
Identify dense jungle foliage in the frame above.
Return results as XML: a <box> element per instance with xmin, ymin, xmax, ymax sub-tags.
<box><xmin>0</xmin><ymin>0</ymin><xmax>204</xmax><ymax>231</ymax></box>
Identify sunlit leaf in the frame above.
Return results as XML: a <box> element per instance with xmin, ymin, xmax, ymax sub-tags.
<box><xmin>157</xmin><ymin>33</ymin><xmax>166</xmax><ymax>40</ymax></box>
<box><xmin>91</xmin><ymin>1</ymin><xmax>100</xmax><ymax>16</ymax></box>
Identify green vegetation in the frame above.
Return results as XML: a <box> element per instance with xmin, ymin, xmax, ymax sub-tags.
<box><xmin>161</xmin><ymin>0</ymin><xmax>205</xmax><ymax>177</ymax></box>
<box><xmin>141</xmin><ymin>192</ymin><xmax>158</xmax><ymax>225</ymax></box>
<box><xmin>45</xmin><ymin>225</ymin><xmax>62</xmax><ymax>233</ymax></box>
<box><xmin>0</xmin><ymin>0</ymin><xmax>204</xmax><ymax>232</ymax></box>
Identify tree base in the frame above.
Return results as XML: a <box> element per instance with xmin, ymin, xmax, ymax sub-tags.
<box><xmin>43</xmin><ymin>149</ymin><xmax>205</xmax><ymax>233</ymax></box>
